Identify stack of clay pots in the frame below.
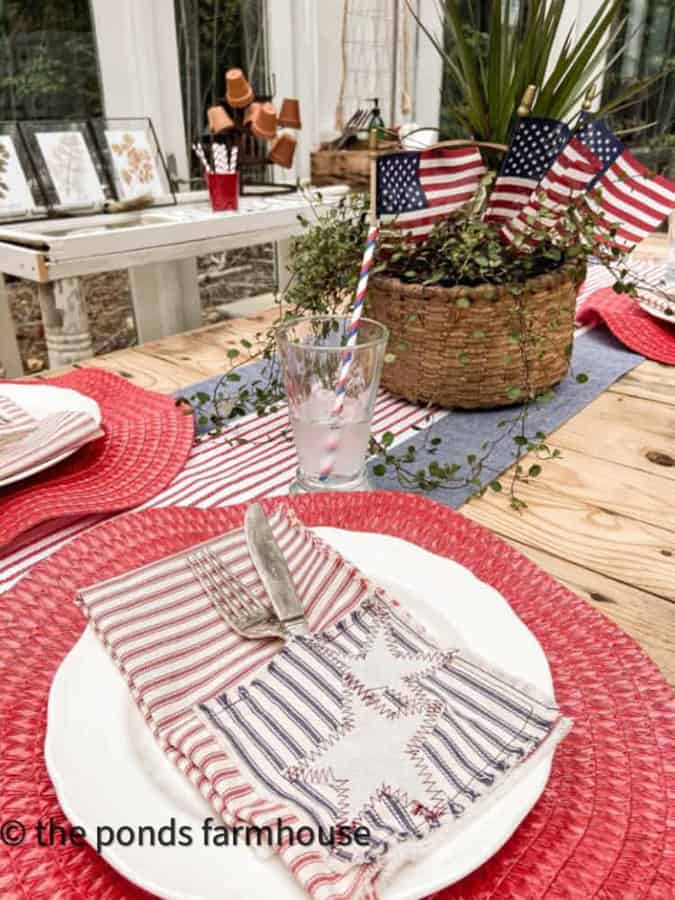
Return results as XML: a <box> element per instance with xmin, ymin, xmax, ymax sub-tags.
<box><xmin>205</xmin><ymin>68</ymin><xmax>301</xmax><ymax>171</ymax></box>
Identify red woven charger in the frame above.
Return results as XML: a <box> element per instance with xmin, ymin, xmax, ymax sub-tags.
<box><xmin>0</xmin><ymin>369</ymin><xmax>194</xmax><ymax>547</ymax></box>
<box><xmin>577</xmin><ymin>287</ymin><xmax>675</xmax><ymax>364</ymax></box>
<box><xmin>0</xmin><ymin>494</ymin><xmax>673</xmax><ymax>900</ymax></box>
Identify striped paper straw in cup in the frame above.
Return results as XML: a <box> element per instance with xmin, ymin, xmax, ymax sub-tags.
<box><xmin>277</xmin><ymin>314</ymin><xmax>388</xmax><ymax>494</ymax></box>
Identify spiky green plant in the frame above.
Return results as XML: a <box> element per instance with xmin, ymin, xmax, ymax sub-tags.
<box><xmin>411</xmin><ymin>0</ymin><xmax>668</xmax><ymax>144</ymax></box>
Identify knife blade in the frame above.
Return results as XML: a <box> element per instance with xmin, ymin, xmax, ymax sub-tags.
<box><xmin>244</xmin><ymin>504</ymin><xmax>309</xmax><ymax>636</ymax></box>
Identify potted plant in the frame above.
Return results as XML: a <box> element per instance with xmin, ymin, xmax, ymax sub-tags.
<box><xmin>357</xmin><ymin>0</ymin><xmax>670</xmax><ymax>408</ymax></box>
<box><xmin>367</xmin><ymin>207</ymin><xmax>584</xmax><ymax>409</ymax></box>
<box><xmin>184</xmin><ymin>0</ymin><xmax>671</xmax><ymax>505</ymax></box>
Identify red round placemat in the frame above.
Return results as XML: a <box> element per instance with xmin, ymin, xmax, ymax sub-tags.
<box><xmin>0</xmin><ymin>368</ymin><xmax>194</xmax><ymax>547</ymax></box>
<box><xmin>0</xmin><ymin>493</ymin><xmax>673</xmax><ymax>899</ymax></box>
<box><xmin>577</xmin><ymin>287</ymin><xmax>675</xmax><ymax>364</ymax></box>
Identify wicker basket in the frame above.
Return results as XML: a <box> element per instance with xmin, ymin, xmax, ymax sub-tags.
<box><xmin>366</xmin><ymin>263</ymin><xmax>583</xmax><ymax>409</ymax></box>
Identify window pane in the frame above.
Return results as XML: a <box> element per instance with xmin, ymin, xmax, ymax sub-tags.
<box><xmin>603</xmin><ymin>0</ymin><xmax>675</xmax><ymax>175</ymax></box>
<box><xmin>174</xmin><ymin>0</ymin><xmax>269</xmax><ymax>181</ymax></box>
<box><xmin>0</xmin><ymin>0</ymin><xmax>103</xmax><ymax>120</ymax></box>
<box><xmin>1</xmin><ymin>1</ymin><xmax>107</xmax><ymax>374</ymax></box>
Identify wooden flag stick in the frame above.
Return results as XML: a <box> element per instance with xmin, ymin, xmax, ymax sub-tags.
<box><xmin>517</xmin><ymin>84</ymin><xmax>538</xmax><ymax>117</ymax></box>
<box><xmin>369</xmin><ymin>127</ymin><xmax>378</xmax><ymax>226</ymax></box>
<box><xmin>370</xmin><ymin>137</ymin><xmax>508</xmax><ymax>160</ymax></box>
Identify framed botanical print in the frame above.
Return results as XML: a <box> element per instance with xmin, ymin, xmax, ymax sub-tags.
<box><xmin>0</xmin><ymin>123</ymin><xmax>46</xmax><ymax>220</ymax></box>
<box><xmin>90</xmin><ymin>118</ymin><xmax>174</xmax><ymax>206</ymax></box>
<box><xmin>19</xmin><ymin>120</ymin><xmax>113</xmax><ymax>213</ymax></box>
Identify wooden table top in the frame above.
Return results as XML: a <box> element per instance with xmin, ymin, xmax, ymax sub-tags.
<box><xmin>46</xmin><ymin>306</ymin><xmax>675</xmax><ymax>687</ymax></box>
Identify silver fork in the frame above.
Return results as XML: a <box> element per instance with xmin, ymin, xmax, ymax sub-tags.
<box><xmin>187</xmin><ymin>549</ymin><xmax>286</xmax><ymax>640</ymax></box>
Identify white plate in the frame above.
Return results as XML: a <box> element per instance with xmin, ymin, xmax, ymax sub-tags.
<box><xmin>0</xmin><ymin>383</ymin><xmax>101</xmax><ymax>488</ymax></box>
<box><xmin>46</xmin><ymin>529</ymin><xmax>555</xmax><ymax>900</ymax></box>
<box><xmin>638</xmin><ymin>289</ymin><xmax>675</xmax><ymax>324</ymax></box>
<box><xmin>639</xmin><ymin>300</ymin><xmax>675</xmax><ymax>324</ymax></box>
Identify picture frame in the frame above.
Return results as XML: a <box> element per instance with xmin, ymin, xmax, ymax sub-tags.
<box><xmin>0</xmin><ymin>122</ymin><xmax>47</xmax><ymax>221</ymax></box>
<box><xmin>18</xmin><ymin>120</ymin><xmax>113</xmax><ymax>213</ymax></box>
<box><xmin>90</xmin><ymin>117</ymin><xmax>175</xmax><ymax>207</ymax></box>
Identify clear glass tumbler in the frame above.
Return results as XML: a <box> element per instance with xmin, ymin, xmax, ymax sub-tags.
<box><xmin>277</xmin><ymin>316</ymin><xmax>389</xmax><ymax>493</ymax></box>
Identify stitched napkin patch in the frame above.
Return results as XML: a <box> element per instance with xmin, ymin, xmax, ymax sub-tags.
<box><xmin>197</xmin><ymin>594</ymin><xmax>570</xmax><ymax>874</ymax></box>
<box><xmin>78</xmin><ymin>506</ymin><xmax>570</xmax><ymax>899</ymax></box>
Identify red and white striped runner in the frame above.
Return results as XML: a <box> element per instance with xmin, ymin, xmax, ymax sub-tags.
<box><xmin>0</xmin><ymin>390</ymin><xmax>438</xmax><ymax>593</ymax></box>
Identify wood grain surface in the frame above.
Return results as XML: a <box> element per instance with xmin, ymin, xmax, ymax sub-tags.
<box><xmin>53</xmin><ymin>311</ymin><xmax>675</xmax><ymax>686</ymax></box>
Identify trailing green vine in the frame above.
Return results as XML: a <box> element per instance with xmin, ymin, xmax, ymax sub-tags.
<box><xmin>179</xmin><ymin>185</ymin><xmax>661</xmax><ymax>511</ymax></box>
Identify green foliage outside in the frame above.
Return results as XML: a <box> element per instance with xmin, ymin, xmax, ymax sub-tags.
<box><xmin>0</xmin><ymin>0</ymin><xmax>102</xmax><ymax>120</ymax></box>
<box><xmin>174</xmin><ymin>0</ymin><xmax>266</xmax><ymax>178</ymax></box>
<box><xmin>186</xmin><ymin>182</ymin><xmax>664</xmax><ymax>510</ymax></box>
<box><xmin>430</xmin><ymin>0</ymin><xmax>674</xmax><ymax>154</ymax></box>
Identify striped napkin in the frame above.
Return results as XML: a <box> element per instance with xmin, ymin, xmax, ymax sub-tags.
<box><xmin>78</xmin><ymin>507</ymin><xmax>570</xmax><ymax>900</ymax></box>
<box><xmin>0</xmin><ymin>395</ymin><xmax>37</xmax><ymax>451</ymax></box>
<box><xmin>0</xmin><ymin>404</ymin><xmax>102</xmax><ymax>483</ymax></box>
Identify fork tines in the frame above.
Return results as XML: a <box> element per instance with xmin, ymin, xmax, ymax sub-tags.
<box><xmin>187</xmin><ymin>548</ymin><xmax>277</xmax><ymax>637</ymax></box>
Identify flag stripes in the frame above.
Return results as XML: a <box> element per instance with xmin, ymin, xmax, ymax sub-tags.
<box><xmin>483</xmin><ymin>117</ymin><xmax>570</xmax><ymax>225</ymax></box>
<box><xmin>502</xmin><ymin>138</ymin><xmax>602</xmax><ymax>244</ymax></box>
<box><xmin>377</xmin><ymin>147</ymin><xmax>486</xmax><ymax>242</ymax></box>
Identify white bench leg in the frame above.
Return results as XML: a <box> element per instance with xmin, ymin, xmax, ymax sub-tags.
<box><xmin>36</xmin><ymin>277</ymin><xmax>94</xmax><ymax>369</ymax></box>
<box><xmin>129</xmin><ymin>258</ymin><xmax>201</xmax><ymax>343</ymax></box>
<box><xmin>0</xmin><ymin>275</ymin><xmax>23</xmax><ymax>377</ymax></box>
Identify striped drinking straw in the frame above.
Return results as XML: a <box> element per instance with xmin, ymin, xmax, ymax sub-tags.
<box><xmin>318</xmin><ymin>219</ymin><xmax>380</xmax><ymax>481</ymax></box>
<box><xmin>318</xmin><ymin>129</ymin><xmax>381</xmax><ymax>482</ymax></box>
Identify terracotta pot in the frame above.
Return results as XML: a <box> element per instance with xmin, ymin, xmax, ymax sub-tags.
<box><xmin>207</xmin><ymin>105</ymin><xmax>234</xmax><ymax>134</ymax></box>
<box><xmin>251</xmin><ymin>102</ymin><xmax>278</xmax><ymax>141</ymax></box>
<box><xmin>278</xmin><ymin>98</ymin><xmax>301</xmax><ymax>129</ymax></box>
<box><xmin>244</xmin><ymin>101</ymin><xmax>261</xmax><ymax>127</ymax></box>
<box><xmin>225</xmin><ymin>68</ymin><xmax>254</xmax><ymax>108</ymax></box>
<box><xmin>270</xmin><ymin>133</ymin><xmax>297</xmax><ymax>168</ymax></box>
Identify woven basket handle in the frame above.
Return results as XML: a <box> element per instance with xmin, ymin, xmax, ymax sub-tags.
<box><xmin>372</xmin><ymin>137</ymin><xmax>508</xmax><ymax>157</ymax></box>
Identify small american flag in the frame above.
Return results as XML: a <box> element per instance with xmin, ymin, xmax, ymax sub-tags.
<box><xmin>501</xmin><ymin>136</ymin><xmax>602</xmax><ymax>244</ymax></box>
<box><xmin>483</xmin><ymin>117</ymin><xmax>570</xmax><ymax>225</ymax></box>
<box><xmin>576</xmin><ymin>119</ymin><xmax>675</xmax><ymax>251</ymax></box>
<box><xmin>376</xmin><ymin>147</ymin><xmax>486</xmax><ymax>242</ymax></box>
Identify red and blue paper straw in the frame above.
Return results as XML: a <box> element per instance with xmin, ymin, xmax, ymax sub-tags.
<box><xmin>319</xmin><ymin>223</ymin><xmax>380</xmax><ymax>481</ymax></box>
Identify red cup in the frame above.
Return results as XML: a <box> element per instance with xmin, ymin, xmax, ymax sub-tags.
<box><xmin>207</xmin><ymin>172</ymin><xmax>239</xmax><ymax>212</ymax></box>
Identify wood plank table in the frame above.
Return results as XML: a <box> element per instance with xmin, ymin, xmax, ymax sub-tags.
<box><xmin>44</xmin><ymin>305</ymin><xmax>675</xmax><ymax>688</ymax></box>
<box><xmin>0</xmin><ymin>186</ymin><xmax>347</xmax><ymax>376</ymax></box>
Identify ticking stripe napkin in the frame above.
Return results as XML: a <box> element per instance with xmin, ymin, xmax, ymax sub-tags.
<box><xmin>0</xmin><ymin>395</ymin><xmax>37</xmax><ymax>451</ymax></box>
<box><xmin>78</xmin><ymin>508</ymin><xmax>570</xmax><ymax>900</ymax></box>
<box><xmin>0</xmin><ymin>405</ymin><xmax>102</xmax><ymax>482</ymax></box>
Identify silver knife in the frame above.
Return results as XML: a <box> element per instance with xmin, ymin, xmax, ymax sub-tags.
<box><xmin>244</xmin><ymin>504</ymin><xmax>310</xmax><ymax>637</ymax></box>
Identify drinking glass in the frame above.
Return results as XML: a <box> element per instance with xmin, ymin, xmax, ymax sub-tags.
<box><xmin>276</xmin><ymin>315</ymin><xmax>389</xmax><ymax>493</ymax></box>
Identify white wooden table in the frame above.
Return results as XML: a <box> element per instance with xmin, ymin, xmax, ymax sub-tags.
<box><xmin>0</xmin><ymin>186</ymin><xmax>347</xmax><ymax>375</ymax></box>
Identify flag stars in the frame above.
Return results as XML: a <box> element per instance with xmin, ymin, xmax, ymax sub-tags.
<box><xmin>501</xmin><ymin>118</ymin><xmax>571</xmax><ymax>180</ymax></box>
<box><xmin>376</xmin><ymin>152</ymin><xmax>427</xmax><ymax>215</ymax></box>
